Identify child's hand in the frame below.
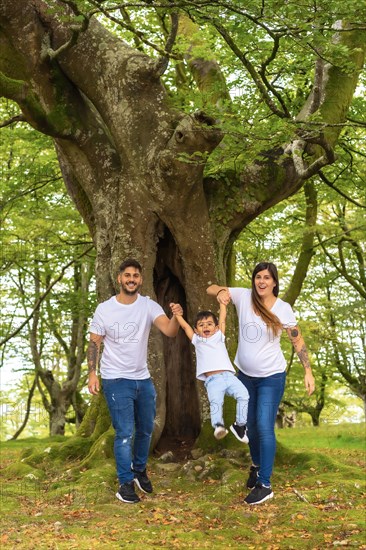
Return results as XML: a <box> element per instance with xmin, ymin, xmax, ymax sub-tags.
<box><xmin>170</xmin><ymin>302</ymin><xmax>183</xmax><ymax>316</ymax></box>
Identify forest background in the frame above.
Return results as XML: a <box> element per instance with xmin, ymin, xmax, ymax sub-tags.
<box><xmin>0</xmin><ymin>3</ymin><xmax>365</xmax><ymax>548</ymax></box>
<box><xmin>0</xmin><ymin>1</ymin><xmax>365</xmax><ymax>443</ymax></box>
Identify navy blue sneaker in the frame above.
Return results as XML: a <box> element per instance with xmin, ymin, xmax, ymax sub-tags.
<box><xmin>116</xmin><ymin>480</ymin><xmax>140</xmax><ymax>504</ymax></box>
<box><xmin>132</xmin><ymin>468</ymin><xmax>153</xmax><ymax>494</ymax></box>
<box><xmin>246</xmin><ymin>465</ymin><xmax>259</xmax><ymax>489</ymax></box>
<box><xmin>244</xmin><ymin>482</ymin><xmax>273</xmax><ymax>505</ymax></box>
<box><xmin>230</xmin><ymin>422</ymin><xmax>249</xmax><ymax>443</ymax></box>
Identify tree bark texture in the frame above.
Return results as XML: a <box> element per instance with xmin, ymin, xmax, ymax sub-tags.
<box><xmin>1</xmin><ymin>1</ymin><xmax>365</xmax><ymax>444</ymax></box>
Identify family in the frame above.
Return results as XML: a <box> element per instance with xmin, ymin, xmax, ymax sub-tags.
<box><xmin>87</xmin><ymin>258</ymin><xmax>315</xmax><ymax>506</ymax></box>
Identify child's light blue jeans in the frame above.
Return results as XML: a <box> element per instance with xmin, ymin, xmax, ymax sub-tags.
<box><xmin>204</xmin><ymin>371</ymin><xmax>249</xmax><ymax>427</ymax></box>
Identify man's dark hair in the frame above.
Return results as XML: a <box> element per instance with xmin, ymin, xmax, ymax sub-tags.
<box><xmin>118</xmin><ymin>258</ymin><xmax>142</xmax><ymax>273</ymax></box>
<box><xmin>194</xmin><ymin>310</ymin><xmax>218</xmax><ymax>327</ymax></box>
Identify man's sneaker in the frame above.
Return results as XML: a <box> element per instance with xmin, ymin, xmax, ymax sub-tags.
<box><xmin>246</xmin><ymin>465</ymin><xmax>260</xmax><ymax>489</ymax></box>
<box><xmin>132</xmin><ymin>468</ymin><xmax>153</xmax><ymax>494</ymax></box>
<box><xmin>230</xmin><ymin>422</ymin><xmax>249</xmax><ymax>443</ymax></box>
<box><xmin>116</xmin><ymin>480</ymin><xmax>140</xmax><ymax>504</ymax></box>
<box><xmin>214</xmin><ymin>424</ymin><xmax>228</xmax><ymax>439</ymax></box>
<box><xmin>244</xmin><ymin>482</ymin><xmax>274</xmax><ymax>505</ymax></box>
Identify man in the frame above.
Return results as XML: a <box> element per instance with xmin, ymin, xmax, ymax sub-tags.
<box><xmin>87</xmin><ymin>258</ymin><xmax>182</xmax><ymax>504</ymax></box>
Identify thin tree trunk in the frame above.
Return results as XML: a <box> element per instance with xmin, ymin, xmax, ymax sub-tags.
<box><xmin>10</xmin><ymin>375</ymin><xmax>38</xmax><ymax>440</ymax></box>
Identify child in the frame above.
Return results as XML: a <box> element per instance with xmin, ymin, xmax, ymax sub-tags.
<box><xmin>171</xmin><ymin>303</ymin><xmax>249</xmax><ymax>442</ymax></box>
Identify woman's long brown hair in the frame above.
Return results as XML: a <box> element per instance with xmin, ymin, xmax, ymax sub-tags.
<box><xmin>251</xmin><ymin>262</ymin><xmax>283</xmax><ymax>337</ymax></box>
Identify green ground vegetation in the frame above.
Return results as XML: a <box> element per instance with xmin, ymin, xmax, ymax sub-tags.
<box><xmin>0</xmin><ymin>423</ymin><xmax>365</xmax><ymax>549</ymax></box>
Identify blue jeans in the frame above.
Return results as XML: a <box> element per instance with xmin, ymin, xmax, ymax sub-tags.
<box><xmin>102</xmin><ymin>377</ymin><xmax>156</xmax><ymax>484</ymax></box>
<box><xmin>205</xmin><ymin>371</ymin><xmax>249</xmax><ymax>428</ymax></box>
<box><xmin>238</xmin><ymin>371</ymin><xmax>286</xmax><ymax>487</ymax></box>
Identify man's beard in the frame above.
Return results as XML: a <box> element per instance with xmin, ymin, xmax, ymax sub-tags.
<box><xmin>121</xmin><ymin>282</ymin><xmax>141</xmax><ymax>295</ymax></box>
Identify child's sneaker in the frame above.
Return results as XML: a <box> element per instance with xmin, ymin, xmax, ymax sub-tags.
<box><xmin>230</xmin><ymin>422</ymin><xmax>249</xmax><ymax>443</ymax></box>
<box><xmin>214</xmin><ymin>423</ymin><xmax>228</xmax><ymax>439</ymax></box>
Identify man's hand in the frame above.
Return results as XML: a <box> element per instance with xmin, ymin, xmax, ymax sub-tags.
<box><xmin>170</xmin><ymin>302</ymin><xmax>183</xmax><ymax>316</ymax></box>
<box><xmin>86</xmin><ymin>333</ymin><xmax>103</xmax><ymax>394</ymax></box>
<box><xmin>154</xmin><ymin>303</ymin><xmax>183</xmax><ymax>337</ymax></box>
<box><xmin>169</xmin><ymin>303</ymin><xmax>194</xmax><ymax>340</ymax></box>
<box><xmin>88</xmin><ymin>371</ymin><xmax>100</xmax><ymax>395</ymax></box>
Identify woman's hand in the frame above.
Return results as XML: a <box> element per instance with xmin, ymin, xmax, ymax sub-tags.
<box><xmin>304</xmin><ymin>370</ymin><xmax>315</xmax><ymax>396</ymax></box>
<box><xmin>216</xmin><ymin>288</ymin><xmax>231</xmax><ymax>305</ymax></box>
<box><xmin>286</xmin><ymin>326</ymin><xmax>315</xmax><ymax>396</ymax></box>
<box><xmin>206</xmin><ymin>284</ymin><xmax>231</xmax><ymax>305</ymax></box>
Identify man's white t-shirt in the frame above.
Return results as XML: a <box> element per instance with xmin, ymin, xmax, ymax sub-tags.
<box><xmin>192</xmin><ymin>330</ymin><xmax>236</xmax><ymax>381</ymax></box>
<box><xmin>89</xmin><ymin>294</ymin><xmax>165</xmax><ymax>380</ymax></box>
<box><xmin>229</xmin><ymin>287</ymin><xmax>297</xmax><ymax>377</ymax></box>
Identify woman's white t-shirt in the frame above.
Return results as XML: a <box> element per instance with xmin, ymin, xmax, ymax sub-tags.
<box><xmin>191</xmin><ymin>330</ymin><xmax>236</xmax><ymax>381</ymax></box>
<box><xmin>229</xmin><ymin>287</ymin><xmax>297</xmax><ymax>377</ymax></box>
<box><xmin>89</xmin><ymin>294</ymin><xmax>165</xmax><ymax>380</ymax></box>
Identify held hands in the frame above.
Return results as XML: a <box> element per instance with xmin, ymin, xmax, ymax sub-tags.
<box><xmin>217</xmin><ymin>288</ymin><xmax>231</xmax><ymax>306</ymax></box>
<box><xmin>88</xmin><ymin>372</ymin><xmax>100</xmax><ymax>395</ymax></box>
<box><xmin>170</xmin><ymin>302</ymin><xmax>183</xmax><ymax>317</ymax></box>
<box><xmin>304</xmin><ymin>371</ymin><xmax>315</xmax><ymax>396</ymax></box>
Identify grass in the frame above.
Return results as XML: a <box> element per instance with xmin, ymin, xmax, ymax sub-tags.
<box><xmin>0</xmin><ymin>423</ymin><xmax>365</xmax><ymax>549</ymax></box>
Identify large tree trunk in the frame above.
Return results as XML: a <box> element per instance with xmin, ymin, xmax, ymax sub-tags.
<box><xmin>1</xmin><ymin>1</ymin><xmax>365</xmax><ymax>447</ymax></box>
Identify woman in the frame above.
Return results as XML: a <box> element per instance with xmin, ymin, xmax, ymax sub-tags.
<box><xmin>207</xmin><ymin>262</ymin><xmax>315</xmax><ymax>505</ymax></box>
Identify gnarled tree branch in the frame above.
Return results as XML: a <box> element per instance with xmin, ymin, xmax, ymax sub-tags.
<box><xmin>0</xmin><ymin>113</ymin><xmax>25</xmax><ymax>128</ymax></box>
<box><xmin>282</xmin><ymin>181</ymin><xmax>318</xmax><ymax>306</ymax></box>
<box><xmin>211</xmin><ymin>19</ymin><xmax>290</xmax><ymax>118</ymax></box>
<box><xmin>154</xmin><ymin>11</ymin><xmax>179</xmax><ymax>77</ymax></box>
<box><xmin>40</xmin><ymin>0</ymin><xmax>90</xmax><ymax>60</ymax></box>
<box><xmin>317</xmin><ymin>231</ymin><xmax>366</xmax><ymax>299</ymax></box>
<box><xmin>291</xmin><ymin>133</ymin><xmax>336</xmax><ymax>179</ymax></box>
<box><xmin>319</xmin><ymin>170</ymin><xmax>366</xmax><ymax>209</ymax></box>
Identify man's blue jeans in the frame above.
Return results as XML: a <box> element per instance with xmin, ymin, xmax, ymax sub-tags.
<box><xmin>238</xmin><ymin>371</ymin><xmax>286</xmax><ymax>487</ymax></box>
<box><xmin>102</xmin><ymin>377</ymin><xmax>156</xmax><ymax>484</ymax></box>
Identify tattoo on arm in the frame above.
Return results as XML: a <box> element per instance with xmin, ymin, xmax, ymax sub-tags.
<box><xmin>290</xmin><ymin>328</ymin><xmax>299</xmax><ymax>338</ymax></box>
<box><xmin>87</xmin><ymin>340</ymin><xmax>99</xmax><ymax>374</ymax></box>
<box><xmin>297</xmin><ymin>344</ymin><xmax>311</xmax><ymax>370</ymax></box>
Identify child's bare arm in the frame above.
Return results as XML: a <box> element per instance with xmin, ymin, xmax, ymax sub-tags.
<box><xmin>219</xmin><ymin>302</ymin><xmax>227</xmax><ymax>335</ymax></box>
<box><xmin>173</xmin><ymin>313</ymin><xmax>195</xmax><ymax>341</ymax></box>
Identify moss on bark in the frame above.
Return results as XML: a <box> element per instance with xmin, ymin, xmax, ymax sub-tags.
<box><xmin>76</xmin><ymin>389</ymin><xmax>111</xmax><ymax>441</ymax></box>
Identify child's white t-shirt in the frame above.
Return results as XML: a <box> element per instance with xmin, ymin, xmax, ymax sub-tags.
<box><xmin>192</xmin><ymin>330</ymin><xmax>236</xmax><ymax>381</ymax></box>
<box><xmin>229</xmin><ymin>287</ymin><xmax>297</xmax><ymax>377</ymax></box>
<box><xmin>90</xmin><ymin>294</ymin><xmax>164</xmax><ymax>379</ymax></box>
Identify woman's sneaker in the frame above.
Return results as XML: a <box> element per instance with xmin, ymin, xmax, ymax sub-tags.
<box><xmin>116</xmin><ymin>480</ymin><xmax>140</xmax><ymax>504</ymax></box>
<box><xmin>214</xmin><ymin>423</ymin><xmax>228</xmax><ymax>439</ymax></box>
<box><xmin>246</xmin><ymin>465</ymin><xmax>259</xmax><ymax>489</ymax></box>
<box><xmin>244</xmin><ymin>482</ymin><xmax>273</xmax><ymax>505</ymax></box>
<box><xmin>230</xmin><ymin>422</ymin><xmax>249</xmax><ymax>443</ymax></box>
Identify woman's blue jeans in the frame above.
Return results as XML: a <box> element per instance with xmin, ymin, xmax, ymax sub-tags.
<box><xmin>238</xmin><ymin>371</ymin><xmax>286</xmax><ymax>487</ymax></box>
<box><xmin>102</xmin><ymin>377</ymin><xmax>156</xmax><ymax>484</ymax></box>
